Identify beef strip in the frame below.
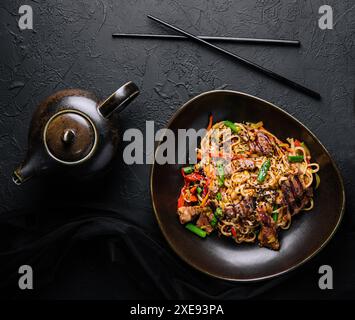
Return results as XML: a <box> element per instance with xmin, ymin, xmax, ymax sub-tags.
<box><xmin>249</xmin><ymin>131</ymin><xmax>274</xmax><ymax>156</ymax></box>
<box><xmin>281</xmin><ymin>175</ymin><xmax>312</xmax><ymax>216</ymax></box>
<box><xmin>256</xmin><ymin>203</ymin><xmax>280</xmax><ymax>250</ymax></box>
<box><xmin>196</xmin><ymin>212</ymin><xmax>214</xmax><ymax>234</ymax></box>
<box><xmin>290</xmin><ymin>175</ymin><xmax>303</xmax><ymax>198</ymax></box>
<box><xmin>258</xmin><ymin>225</ymin><xmax>280</xmax><ymax>250</ymax></box>
<box><xmin>225</xmin><ymin>198</ymin><xmax>255</xmax><ymax>219</ymax></box>
<box><xmin>281</xmin><ymin>179</ymin><xmax>296</xmax><ymax>205</ymax></box>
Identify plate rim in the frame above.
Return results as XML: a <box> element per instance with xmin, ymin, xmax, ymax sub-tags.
<box><xmin>150</xmin><ymin>89</ymin><xmax>346</xmax><ymax>282</ymax></box>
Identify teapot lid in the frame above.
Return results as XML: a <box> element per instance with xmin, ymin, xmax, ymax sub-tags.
<box><xmin>44</xmin><ymin>110</ymin><xmax>97</xmax><ymax>164</ymax></box>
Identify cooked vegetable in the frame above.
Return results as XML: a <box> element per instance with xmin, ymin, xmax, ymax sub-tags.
<box><xmin>294</xmin><ymin>139</ymin><xmax>302</xmax><ymax>147</ymax></box>
<box><xmin>183</xmin><ymin>186</ymin><xmax>198</xmax><ymax>203</ymax></box>
<box><xmin>210</xmin><ymin>215</ymin><xmax>217</xmax><ymax>227</ymax></box>
<box><xmin>216</xmin><ymin>162</ymin><xmax>225</xmax><ymax>186</ymax></box>
<box><xmin>207</xmin><ymin>114</ymin><xmax>213</xmax><ymax>131</ymax></box>
<box><xmin>200</xmin><ymin>190</ymin><xmax>210</xmax><ymax>207</ymax></box>
<box><xmin>257</xmin><ymin>159</ymin><xmax>271</xmax><ymax>183</ymax></box>
<box><xmin>216</xmin><ymin>192</ymin><xmax>222</xmax><ymax>201</ymax></box>
<box><xmin>231</xmin><ymin>226</ymin><xmax>237</xmax><ymax>237</ymax></box>
<box><xmin>315</xmin><ymin>173</ymin><xmax>321</xmax><ymax>189</ymax></box>
<box><xmin>177</xmin><ymin>193</ymin><xmax>185</xmax><ymax>208</ymax></box>
<box><xmin>288</xmin><ymin>155</ymin><xmax>304</xmax><ymax>163</ymax></box>
<box><xmin>224</xmin><ymin>120</ymin><xmax>239</xmax><ymax>133</ymax></box>
<box><xmin>215</xmin><ymin>207</ymin><xmax>223</xmax><ymax>217</ymax></box>
<box><xmin>196</xmin><ymin>186</ymin><xmax>203</xmax><ymax>195</ymax></box>
<box><xmin>184</xmin><ymin>172</ymin><xmax>204</xmax><ymax>182</ymax></box>
<box><xmin>272</xmin><ymin>211</ymin><xmax>278</xmax><ymax>222</ymax></box>
<box><xmin>185</xmin><ymin>223</ymin><xmax>207</xmax><ymax>238</ymax></box>
<box><xmin>182</xmin><ymin>166</ymin><xmax>194</xmax><ymax>174</ymax></box>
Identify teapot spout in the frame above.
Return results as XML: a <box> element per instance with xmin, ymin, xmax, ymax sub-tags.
<box><xmin>13</xmin><ymin>155</ymin><xmax>40</xmax><ymax>185</ymax></box>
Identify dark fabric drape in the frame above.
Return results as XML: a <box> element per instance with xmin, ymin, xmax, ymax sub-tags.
<box><xmin>0</xmin><ymin>206</ymin><xmax>353</xmax><ymax>300</ymax></box>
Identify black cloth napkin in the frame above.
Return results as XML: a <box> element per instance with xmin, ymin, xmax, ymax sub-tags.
<box><xmin>0</xmin><ymin>206</ymin><xmax>353</xmax><ymax>300</ymax></box>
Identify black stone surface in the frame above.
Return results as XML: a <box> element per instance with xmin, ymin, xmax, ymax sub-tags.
<box><xmin>0</xmin><ymin>0</ymin><xmax>354</xmax><ymax>299</ymax></box>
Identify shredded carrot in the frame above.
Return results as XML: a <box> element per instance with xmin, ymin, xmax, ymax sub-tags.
<box><xmin>200</xmin><ymin>190</ymin><xmax>210</xmax><ymax>207</ymax></box>
<box><xmin>197</xmin><ymin>151</ymin><xmax>202</xmax><ymax>160</ymax></box>
<box><xmin>207</xmin><ymin>114</ymin><xmax>213</xmax><ymax>131</ymax></box>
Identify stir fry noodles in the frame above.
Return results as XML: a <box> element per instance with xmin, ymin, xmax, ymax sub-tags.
<box><xmin>177</xmin><ymin>117</ymin><xmax>320</xmax><ymax>250</ymax></box>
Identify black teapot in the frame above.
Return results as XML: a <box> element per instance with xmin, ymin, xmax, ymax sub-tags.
<box><xmin>13</xmin><ymin>81</ymin><xmax>139</xmax><ymax>184</ymax></box>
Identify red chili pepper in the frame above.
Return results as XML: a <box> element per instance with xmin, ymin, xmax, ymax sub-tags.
<box><xmin>184</xmin><ymin>172</ymin><xmax>204</xmax><ymax>182</ymax></box>
<box><xmin>231</xmin><ymin>227</ymin><xmax>237</xmax><ymax>238</ymax></box>
<box><xmin>294</xmin><ymin>139</ymin><xmax>302</xmax><ymax>147</ymax></box>
<box><xmin>177</xmin><ymin>193</ymin><xmax>185</xmax><ymax>208</ymax></box>
<box><xmin>202</xmin><ymin>185</ymin><xmax>208</xmax><ymax>197</ymax></box>
<box><xmin>182</xmin><ymin>186</ymin><xmax>198</xmax><ymax>203</ymax></box>
<box><xmin>189</xmin><ymin>186</ymin><xmax>197</xmax><ymax>194</ymax></box>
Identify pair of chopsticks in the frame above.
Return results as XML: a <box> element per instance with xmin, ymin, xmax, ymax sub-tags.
<box><xmin>113</xmin><ymin>15</ymin><xmax>320</xmax><ymax>99</ymax></box>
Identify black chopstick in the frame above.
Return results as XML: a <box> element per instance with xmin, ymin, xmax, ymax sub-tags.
<box><xmin>147</xmin><ymin>15</ymin><xmax>320</xmax><ymax>100</ymax></box>
<box><xmin>112</xmin><ymin>33</ymin><xmax>300</xmax><ymax>46</ymax></box>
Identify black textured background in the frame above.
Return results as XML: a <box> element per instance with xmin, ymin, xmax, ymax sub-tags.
<box><xmin>0</xmin><ymin>0</ymin><xmax>354</xmax><ymax>299</ymax></box>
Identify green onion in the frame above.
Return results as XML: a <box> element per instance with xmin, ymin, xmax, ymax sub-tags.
<box><xmin>183</xmin><ymin>166</ymin><xmax>194</xmax><ymax>174</ymax></box>
<box><xmin>216</xmin><ymin>192</ymin><xmax>222</xmax><ymax>201</ymax></box>
<box><xmin>223</xmin><ymin>120</ymin><xmax>239</xmax><ymax>133</ymax></box>
<box><xmin>196</xmin><ymin>186</ymin><xmax>203</xmax><ymax>195</ymax></box>
<box><xmin>257</xmin><ymin>159</ymin><xmax>271</xmax><ymax>183</ymax></box>
<box><xmin>315</xmin><ymin>173</ymin><xmax>320</xmax><ymax>189</ymax></box>
<box><xmin>210</xmin><ymin>215</ymin><xmax>217</xmax><ymax>227</ymax></box>
<box><xmin>216</xmin><ymin>162</ymin><xmax>225</xmax><ymax>186</ymax></box>
<box><xmin>272</xmin><ymin>211</ymin><xmax>278</xmax><ymax>222</ymax></box>
<box><xmin>215</xmin><ymin>207</ymin><xmax>223</xmax><ymax>217</ymax></box>
<box><xmin>185</xmin><ymin>223</ymin><xmax>207</xmax><ymax>238</ymax></box>
<box><xmin>288</xmin><ymin>155</ymin><xmax>304</xmax><ymax>163</ymax></box>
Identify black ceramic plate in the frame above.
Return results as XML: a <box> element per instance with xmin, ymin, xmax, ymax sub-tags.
<box><xmin>150</xmin><ymin>90</ymin><xmax>345</xmax><ymax>281</ymax></box>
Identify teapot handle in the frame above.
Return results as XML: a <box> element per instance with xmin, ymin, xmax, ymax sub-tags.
<box><xmin>98</xmin><ymin>81</ymin><xmax>139</xmax><ymax>118</ymax></box>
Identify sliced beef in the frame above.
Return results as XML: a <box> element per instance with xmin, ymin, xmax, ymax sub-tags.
<box><xmin>225</xmin><ymin>198</ymin><xmax>255</xmax><ymax>219</ymax></box>
<box><xmin>224</xmin><ymin>206</ymin><xmax>235</xmax><ymax>218</ymax></box>
<box><xmin>255</xmin><ymin>205</ymin><xmax>280</xmax><ymax>250</ymax></box>
<box><xmin>177</xmin><ymin>206</ymin><xmax>212</xmax><ymax>224</ymax></box>
<box><xmin>255</xmin><ymin>203</ymin><xmax>280</xmax><ymax>250</ymax></box>
<box><xmin>258</xmin><ymin>225</ymin><xmax>280</xmax><ymax>250</ymax></box>
<box><xmin>290</xmin><ymin>175</ymin><xmax>303</xmax><ymax>198</ymax></box>
<box><xmin>235</xmin><ymin>198</ymin><xmax>255</xmax><ymax>218</ymax></box>
<box><xmin>281</xmin><ymin>179</ymin><xmax>296</xmax><ymax>205</ymax></box>
<box><xmin>196</xmin><ymin>212</ymin><xmax>214</xmax><ymax>234</ymax></box>
<box><xmin>257</xmin><ymin>210</ymin><xmax>272</xmax><ymax>226</ymax></box>
<box><xmin>257</xmin><ymin>132</ymin><xmax>274</xmax><ymax>155</ymax></box>
<box><xmin>281</xmin><ymin>175</ymin><xmax>312</xmax><ymax>216</ymax></box>
<box><xmin>249</xmin><ymin>131</ymin><xmax>274</xmax><ymax>156</ymax></box>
